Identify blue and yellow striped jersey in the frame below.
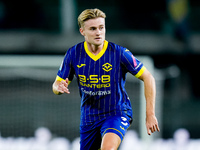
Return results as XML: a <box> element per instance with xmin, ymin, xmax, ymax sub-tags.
<box><xmin>57</xmin><ymin>40</ymin><xmax>146</xmax><ymax>125</ymax></box>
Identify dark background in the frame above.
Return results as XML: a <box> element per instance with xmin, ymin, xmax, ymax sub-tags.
<box><xmin>0</xmin><ymin>0</ymin><xmax>200</xmax><ymax>140</ymax></box>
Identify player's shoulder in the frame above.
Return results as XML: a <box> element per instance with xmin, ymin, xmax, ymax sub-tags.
<box><xmin>108</xmin><ymin>41</ymin><xmax>127</xmax><ymax>52</ymax></box>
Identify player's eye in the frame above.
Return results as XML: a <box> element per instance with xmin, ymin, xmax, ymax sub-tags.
<box><xmin>90</xmin><ymin>27</ymin><xmax>96</xmax><ymax>30</ymax></box>
<box><xmin>100</xmin><ymin>26</ymin><xmax>104</xmax><ymax>30</ymax></box>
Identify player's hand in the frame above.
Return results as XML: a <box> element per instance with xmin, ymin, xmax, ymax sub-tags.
<box><xmin>57</xmin><ymin>78</ymin><xmax>70</xmax><ymax>94</ymax></box>
<box><xmin>146</xmin><ymin>115</ymin><xmax>160</xmax><ymax>135</ymax></box>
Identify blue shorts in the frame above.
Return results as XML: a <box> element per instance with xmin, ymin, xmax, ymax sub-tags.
<box><xmin>80</xmin><ymin>115</ymin><xmax>131</xmax><ymax>150</ymax></box>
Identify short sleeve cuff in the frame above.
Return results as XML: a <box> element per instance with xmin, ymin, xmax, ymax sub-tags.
<box><xmin>135</xmin><ymin>66</ymin><xmax>146</xmax><ymax>78</ymax></box>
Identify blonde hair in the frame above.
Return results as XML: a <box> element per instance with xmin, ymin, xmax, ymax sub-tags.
<box><xmin>78</xmin><ymin>8</ymin><xmax>106</xmax><ymax>28</ymax></box>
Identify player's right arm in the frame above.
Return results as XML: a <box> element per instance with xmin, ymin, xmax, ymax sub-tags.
<box><xmin>53</xmin><ymin>47</ymin><xmax>75</xmax><ymax>95</ymax></box>
<box><xmin>52</xmin><ymin>77</ymin><xmax>70</xmax><ymax>95</ymax></box>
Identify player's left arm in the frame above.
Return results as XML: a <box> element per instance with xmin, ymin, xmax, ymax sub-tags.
<box><xmin>138</xmin><ymin>69</ymin><xmax>160</xmax><ymax>135</ymax></box>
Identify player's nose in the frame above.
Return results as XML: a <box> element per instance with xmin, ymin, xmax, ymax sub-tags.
<box><xmin>96</xmin><ymin>29</ymin><xmax>101</xmax><ymax>35</ymax></box>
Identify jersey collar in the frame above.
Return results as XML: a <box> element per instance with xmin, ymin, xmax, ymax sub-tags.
<box><xmin>84</xmin><ymin>40</ymin><xmax>108</xmax><ymax>61</ymax></box>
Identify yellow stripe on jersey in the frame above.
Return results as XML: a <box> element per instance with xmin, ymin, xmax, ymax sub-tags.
<box><xmin>135</xmin><ymin>66</ymin><xmax>146</xmax><ymax>78</ymax></box>
<box><xmin>84</xmin><ymin>40</ymin><xmax>108</xmax><ymax>61</ymax></box>
<box><xmin>56</xmin><ymin>76</ymin><xmax>71</xmax><ymax>84</ymax></box>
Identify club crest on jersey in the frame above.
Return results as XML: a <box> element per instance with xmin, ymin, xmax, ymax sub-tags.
<box><xmin>102</xmin><ymin>63</ymin><xmax>112</xmax><ymax>72</ymax></box>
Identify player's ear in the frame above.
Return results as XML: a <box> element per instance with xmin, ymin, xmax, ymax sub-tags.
<box><xmin>79</xmin><ymin>28</ymin><xmax>85</xmax><ymax>36</ymax></box>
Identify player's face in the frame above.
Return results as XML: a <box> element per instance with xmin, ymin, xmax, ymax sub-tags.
<box><xmin>80</xmin><ymin>17</ymin><xmax>106</xmax><ymax>47</ymax></box>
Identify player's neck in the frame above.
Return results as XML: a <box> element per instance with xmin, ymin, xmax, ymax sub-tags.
<box><xmin>86</xmin><ymin>42</ymin><xmax>104</xmax><ymax>56</ymax></box>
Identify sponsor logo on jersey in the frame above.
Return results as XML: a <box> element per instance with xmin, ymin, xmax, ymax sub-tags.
<box><xmin>81</xmin><ymin>88</ymin><xmax>111</xmax><ymax>96</ymax></box>
<box><xmin>77</xmin><ymin>64</ymin><xmax>86</xmax><ymax>68</ymax></box>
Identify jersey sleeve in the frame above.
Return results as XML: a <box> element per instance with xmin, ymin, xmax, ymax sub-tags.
<box><xmin>56</xmin><ymin>49</ymin><xmax>75</xmax><ymax>82</ymax></box>
<box><xmin>121</xmin><ymin>48</ymin><xmax>146</xmax><ymax>78</ymax></box>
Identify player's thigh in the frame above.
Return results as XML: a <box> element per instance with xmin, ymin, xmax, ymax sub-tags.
<box><xmin>100</xmin><ymin>115</ymin><xmax>131</xmax><ymax>149</ymax></box>
<box><xmin>101</xmin><ymin>132</ymin><xmax>121</xmax><ymax>150</ymax></box>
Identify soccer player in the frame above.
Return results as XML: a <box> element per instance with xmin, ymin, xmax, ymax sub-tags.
<box><xmin>52</xmin><ymin>8</ymin><xmax>159</xmax><ymax>150</ymax></box>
